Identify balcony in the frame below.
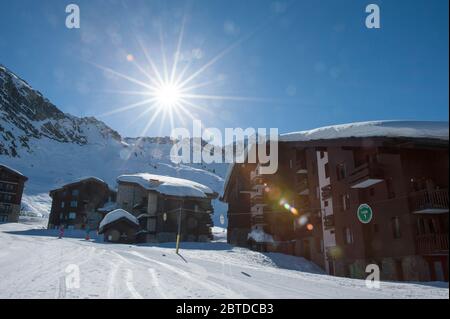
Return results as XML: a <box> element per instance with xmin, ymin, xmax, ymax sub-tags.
<box><xmin>321</xmin><ymin>185</ymin><xmax>332</xmax><ymax>200</ymax></box>
<box><xmin>250</xmin><ymin>169</ymin><xmax>261</xmax><ymax>182</ymax></box>
<box><xmin>296</xmin><ymin>160</ymin><xmax>308</xmax><ymax>174</ymax></box>
<box><xmin>409</xmin><ymin>189</ymin><xmax>449</xmax><ymax>214</ymax></box>
<box><xmin>251</xmin><ymin>193</ymin><xmax>266</xmax><ymax>205</ymax></box>
<box><xmin>349</xmin><ymin>162</ymin><xmax>384</xmax><ymax>189</ymax></box>
<box><xmin>323</xmin><ymin>214</ymin><xmax>335</xmax><ymax>229</ymax></box>
<box><xmin>251</xmin><ymin>203</ymin><xmax>267</xmax><ymax>215</ymax></box>
<box><xmin>295</xmin><ymin>195</ymin><xmax>310</xmax><ymax>212</ymax></box>
<box><xmin>250</xmin><ymin>186</ymin><xmax>264</xmax><ymax>200</ymax></box>
<box><xmin>416</xmin><ymin>233</ymin><xmax>449</xmax><ymax>255</ymax></box>
<box><xmin>251</xmin><ymin>214</ymin><xmax>266</xmax><ymax>225</ymax></box>
<box><xmin>296</xmin><ymin>176</ymin><xmax>309</xmax><ymax>195</ymax></box>
<box><xmin>0</xmin><ymin>204</ymin><xmax>12</xmax><ymax>214</ymax></box>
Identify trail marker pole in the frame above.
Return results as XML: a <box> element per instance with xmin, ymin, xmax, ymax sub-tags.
<box><xmin>175</xmin><ymin>201</ymin><xmax>183</xmax><ymax>254</ymax></box>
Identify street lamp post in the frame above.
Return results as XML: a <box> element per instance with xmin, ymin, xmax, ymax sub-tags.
<box><xmin>175</xmin><ymin>200</ymin><xmax>183</xmax><ymax>254</ymax></box>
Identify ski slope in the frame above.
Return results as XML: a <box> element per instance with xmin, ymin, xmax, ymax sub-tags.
<box><xmin>0</xmin><ymin>220</ymin><xmax>447</xmax><ymax>299</ymax></box>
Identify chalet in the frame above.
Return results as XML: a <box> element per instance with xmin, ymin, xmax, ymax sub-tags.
<box><xmin>48</xmin><ymin>177</ymin><xmax>116</xmax><ymax>230</ymax></box>
<box><xmin>115</xmin><ymin>173</ymin><xmax>217</xmax><ymax>243</ymax></box>
<box><xmin>0</xmin><ymin>164</ymin><xmax>28</xmax><ymax>223</ymax></box>
<box><xmin>98</xmin><ymin>209</ymin><xmax>139</xmax><ymax>243</ymax></box>
<box><xmin>223</xmin><ymin>121</ymin><xmax>449</xmax><ymax>281</ymax></box>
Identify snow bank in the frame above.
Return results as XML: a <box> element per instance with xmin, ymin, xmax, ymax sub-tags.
<box><xmin>280</xmin><ymin>121</ymin><xmax>449</xmax><ymax>142</ymax></box>
<box><xmin>99</xmin><ymin>209</ymin><xmax>139</xmax><ymax>232</ymax></box>
<box><xmin>248</xmin><ymin>229</ymin><xmax>275</xmax><ymax>243</ymax></box>
<box><xmin>117</xmin><ymin>173</ymin><xmax>214</xmax><ymax>198</ymax></box>
<box><xmin>21</xmin><ymin>193</ymin><xmax>52</xmax><ymax>217</ymax></box>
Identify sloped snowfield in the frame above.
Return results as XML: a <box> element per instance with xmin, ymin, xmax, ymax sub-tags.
<box><xmin>0</xmin><ymin>220</ymin><xmax>448</xmax><ymax>299</ymax></box>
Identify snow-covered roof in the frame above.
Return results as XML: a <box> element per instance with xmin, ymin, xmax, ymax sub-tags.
<box><xmin>99</xmin><ymin>209</ymin><xmax>139</xmax><ymax>232</ymax></box>
<box><xmin>0</xmin><ymin>164</ymin><xmax>27</xmax><ymax>178</ymax></box>
<box><xmin>222</xmin><ymin>121</ymin><xmax>448</xmax><ymax>199</ymax></box>
<box><xmin>97</xmin><ymin>201</ymin><xmax>118</xmax><ymax>212</ymax></box>
<box><xmin>280</xmin><ymin>121</ymin><xmax>449</xmax><ymax>142</ymax></box>
<box><xmin>117</xmin><ymin>173</ymin><xmax>214</xmax><ymax>198</ymax></box>
<box><xmin>73</xmin><ymin>176</ymin><xmax>108</xmax><ymax>185</ymax></box>
<box><xmin>50</xmin><ymin>176</ymin><xmax>111</xmax><ymax>194</ymax></box>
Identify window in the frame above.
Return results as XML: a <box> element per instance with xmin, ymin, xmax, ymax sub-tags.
<box><xmin>324</xmin><ymin>201</ymin><xmax>329</xmax><ymax>207</ymax></box>
<box><xmin>324</xmin><ymin>163</ymin><xmax>330</xmax><ymax>178</ymax></box>
<box><xmin>69</xmin><ymin>212</ymin><xmax>76</xmax><ymax>220</ymax></box>
<box><xmin>59</xmin><ymin>213</ymin><xmax>64</xmax><ymax>219</ymax></box>
<box><xmin>2</xmin><ymin>194</ymin><xmax>13</xmax><ymax>202</ymax></box>
<box><xmin>336</xmin><ymin>163</ymin><xmax>347</xmax><ymax>180</ymax></box>
<box><xmin>392</xmin><ymin>217</ymin><xmax>401</xmax><ymax>239</ymax></box>
<box><xmin>344</xmin><ymin>227</ymin><xmax>354</xmax><ymax>244</ymax></box>
<box><xmin>320</xmin><ymin>151</ymin><xmax>325</xmax><ymax>159</ymax></box>
<box><xmin>70</xmin><ymin>201</ymin><xmax>77</xmax><ymax>208</ymax></box>
<box><xmin>61</xmin><ymin>202</ymin><xmax>65</xmax><ymax>208</ymax></box>
<box><xmin>71</xmin><ymin>189</ymin><xmax>79</xmax><ymax>197</ymax></box>
<box><xmin>417</xmin><ymin>217</ymin><xmax>425</xmax><ymax>235</ymax></box>
<box><xmin>341</xmin><ymin>194</ymin><xmax>350</xmax><ymax>211</ymax></box>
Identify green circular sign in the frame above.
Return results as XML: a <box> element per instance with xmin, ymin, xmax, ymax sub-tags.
<box><xmin>357</xmin><ymin>204</ymin><xmax>373</xmax><ymax>224</ymax></box>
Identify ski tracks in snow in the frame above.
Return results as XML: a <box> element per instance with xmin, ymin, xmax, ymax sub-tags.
<box><xmin>121</xmin><ymin>250</ymin><xmax>245</xmax><ymax>298</ymax></box>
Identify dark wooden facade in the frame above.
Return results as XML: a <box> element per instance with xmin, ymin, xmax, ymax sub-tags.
<box><xmin>222</xmin><ymin>163</ymin><xmax>255</xmax><ymax>246</ymax></box>
<box><xmin>116</xmin><ymin>179</ymin><xmax>216</xmax><ymax>243</ymax></box>
<box><xmin>0</xmin><ymin>164</ymin><xmax>28</xmax><ymax>223</ymax></box>
<box><xmin>48</xmin><ymin>177</ymin><xmax>116</xmax><ymax>230</ymax></box>
<box><xmin>99</xmin><ymin>218</ymin><xmax>139</xmax><ymax>244</ymax></box>
<box><xmin>223</xmin><ymin>137</ymin><xmax>449</xmax><ymax>281</ymax></box>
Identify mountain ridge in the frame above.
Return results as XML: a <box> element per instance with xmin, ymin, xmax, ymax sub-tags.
<box><xmin>0</xmin><ymin>65</ymin><xmax>228</xmax><ymax>225</ymax></box>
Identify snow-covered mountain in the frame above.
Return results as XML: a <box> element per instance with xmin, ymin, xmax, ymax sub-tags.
<box><xmin>0</xmin><ymin>65</ymin><xmax>228</xmax><ymax>225</ymax></box>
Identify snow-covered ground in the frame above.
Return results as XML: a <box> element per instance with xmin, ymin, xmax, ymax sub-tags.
<box><xmin>1</xmin><ymin>136</ymin><xmax>229</xmax><ymax>226</ymax></box>
<box><xmin>0</xmin><ymin>219</ymin><xmax>447</xmax><ymax>299</ymax></box>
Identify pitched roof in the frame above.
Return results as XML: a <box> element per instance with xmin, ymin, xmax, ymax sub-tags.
<box><xmin>0</xmin><ymin>164</ymin><xmax>28</xmax><ymax>180</ymax></box>
<box><xmin>117</xmin><ymin>173</ymin><xmax>215</xmax><ymax>199</ymax></box>
<box><xmin>98</xmin><ymin>209</ymin><xmax>139</xmax><ymax>233</ymax></box>
<box><xmin>49</xmin><ymin>176</ymin><xmax>111</xmax><ymax>195</ymax></box>
<box><xmin>279</xmin><ymin>121</ymin><xmax>449</xmax><ymax>142</ymax></box>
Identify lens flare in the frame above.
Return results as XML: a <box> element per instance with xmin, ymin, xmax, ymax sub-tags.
<box><xmin>155</xmin><ymin>83</ymin><xmax>182</xmax><ymax>107</ymax></box>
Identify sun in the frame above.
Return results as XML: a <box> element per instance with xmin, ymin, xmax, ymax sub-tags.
<box><xmin>154</xmin><ymin>83</ymin><xmax>182</xmax><ymax>107</ymax></box>
<box><xmin>92</xmin><ymin>15</ymin><xmax>272</xmax><ymax>139</ymax></box>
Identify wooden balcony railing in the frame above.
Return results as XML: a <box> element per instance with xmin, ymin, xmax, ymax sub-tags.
<box><xmin>296</xmin><ymin>178</ymin><xmax>309</xmax><ymax>195</ymax></box>
<box><xmin>349</xmin><ymin>162</ymin><xmax>384</xmax><ymax>188</ymax></box>
<box><xmin>409</xmin><ymin>189</ymin><xmax>449</xmax><ymax>213</ymax></box>
<box><xmin>416</xmin><ymin>233</ymin><xmax>449</xmax><ymax>255</ymax></box>
<box><xmin>0</xmin><ymin>205</ymin><xmax>12</xmax><ymax>214</ymax></box>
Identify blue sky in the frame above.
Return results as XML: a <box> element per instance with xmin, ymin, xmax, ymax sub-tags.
<box><xmin>0</xmin><ymin>0</ymin><xmax>448</xmax><ymax>138</ymax></box>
